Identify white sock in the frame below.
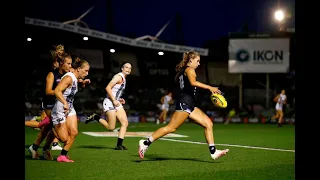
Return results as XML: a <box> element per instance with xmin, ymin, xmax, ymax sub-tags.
<box><xmin>148</xmin><ymin>136</ymin><xmax>154</xmax><ymax>143</ymax></box>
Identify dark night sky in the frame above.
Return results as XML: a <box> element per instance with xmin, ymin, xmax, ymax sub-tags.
<box><xmin>25</xmin><ymin>0</ymin><xmax>295</xmax><ymax>47</ymax></box>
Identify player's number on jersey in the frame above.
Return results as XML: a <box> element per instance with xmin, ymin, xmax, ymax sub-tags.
<box><xmin>179</xmin><ymin>75</ymin><xmax>184</xmax><ymax>89</ymax></box>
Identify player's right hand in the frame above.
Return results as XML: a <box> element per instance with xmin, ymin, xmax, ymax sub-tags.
<box><xmin>210</xmin><ymin>87</ymin><xmax>221</xmax><ymax>94</ymax></box>
<box><xmin>113</xmin><ymin>100</ymin><xmax>121</xmax><ymax>107</ymax></box>
<box><xmin>63</xmin><ymin>104</ymin><xmax>69</xmax><ymax>115</ymax></box>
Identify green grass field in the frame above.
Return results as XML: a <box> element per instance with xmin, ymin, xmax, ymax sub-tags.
<box><xmin>25</xmin><ymin>122</ymin><xmax>295</xmax><ymax>180</ymax></box>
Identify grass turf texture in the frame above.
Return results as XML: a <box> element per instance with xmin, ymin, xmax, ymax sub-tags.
<box><xmin>25</xmin><ymin>122</ymin><xmax>295</xmax><ymax>180</ymax></box>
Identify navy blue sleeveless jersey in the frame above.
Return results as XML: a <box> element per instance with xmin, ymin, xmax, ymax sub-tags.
<box><xmin>41</xmin><ymin>69</ymin><xmax>64</xmax><ymax>110</ymax></box>
<box><xmin>175</xmin><ymin>66</ymin><xmax>197</xmax><ymax>113</ymax></box>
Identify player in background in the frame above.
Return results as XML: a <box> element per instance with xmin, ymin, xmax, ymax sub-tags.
<box><xmin>39</xmin><ymin>45</ymin><xmax>91</xmax><ymax>127</ymax></box>
<box><xmin>138</xmin><ymin>51</ymin><xmax>229</xmax><ymax>160</ymax></box>
<box><xmin>26</xmin><ymin>47</ymin><xmax>64</xmax><ymax>155</ymax></box>
<box><xmin>28</xmin><ymin>52</ymin><xmax>72</xmax><ymax>160</ymax></box>
<box><xmin>25</xmin><ymin>56</ymin><xmax>59</xmax><ymax>130</ymax></box>
<box><xmin>271</xmin><ymin>89</ymin><xmax>287</xmax><ymax>127</ymax></box>
<box><xmin>156</xmin><ymin>91</ymin><xmax>173</xmax><ymax>124</ymax></box>
<box><xmin>51</xmin><ymin>59</ymin><xmax>90</xmax><ymax>162</ymax></box>
<box><xmin>25</xmin><ymin>114</ymin><xmax>44</xmax><ymax>131</ymax></box>
<box><xmin>85</xmin><ymin>63</ymin><xmax>132</xmax><ymax>150</ymax></box>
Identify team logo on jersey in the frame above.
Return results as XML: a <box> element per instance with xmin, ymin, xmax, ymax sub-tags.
<box><xmin>57</xmin><ymin>118</ymin><xmax>64</xmax><ymax>122</ymax></box>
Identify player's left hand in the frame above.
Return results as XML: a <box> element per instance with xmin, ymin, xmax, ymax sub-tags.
<box><xmin>119</xmin><ymin>98</ymin><xmax>125</xmax><ymax>104</ymax></box>
<box><xmin>82</xmin><ymin>79</ymin><xmax>91</xmax><ymax>84</ymax></box>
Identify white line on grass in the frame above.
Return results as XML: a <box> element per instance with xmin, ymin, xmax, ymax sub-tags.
<box><xmin>113</xmin><ymin>125</ymin><xmax>161</xmax><ymax>132</ymax></box>
<box><xmin>159</xmin><ymin>138</ymin><xmax>295</xmax><ymax>153</ymax></box>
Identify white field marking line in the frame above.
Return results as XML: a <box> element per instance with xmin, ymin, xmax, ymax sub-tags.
<box><xmin>113</xmin><ymin>127</ymin><xmax>120</xmax><ymax>132</ymax></box>
<box><xmin>113</xmin><ymin>124</ymin><xmax>162</xmax><ymax>132</ymax></box>
<box><xmin>159</xmin><ymin>138</ymin><xmax>295</xmax><ymax>153</ymax></box>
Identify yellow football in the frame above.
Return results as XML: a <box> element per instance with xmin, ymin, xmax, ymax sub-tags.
<box><xmin>211</xmin><ymin>93</ymin><xmax>227</xmax><ymax>108</ymax></box>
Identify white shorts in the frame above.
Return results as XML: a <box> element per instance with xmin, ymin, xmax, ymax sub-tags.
<box><xmin>161</xmin><ymin>104</ymin><xmax>169</xmax><ymax>111</ymax></box>
<box><xmin>103</xmin><ymin>98</ymin><xmax>123</xmax><ymax>112</ymax></box>
<box><xmin>51</xmin><ymin>101</ymin><xmax>77</xmax><ymax>126</ymax></box>
<box><xmin>275</xmin><ymin>104</ymin><xmax>283</xmax><ymax>111</ymax></box>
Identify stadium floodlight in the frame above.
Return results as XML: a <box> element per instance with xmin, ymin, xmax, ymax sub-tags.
<box><xmin>83</xmin><ymin>37</ymin><xmax>89</xmax><ymax>41</ymax></box>
<box><xmin>274</xmin><ymin>10</ymin><xmax>285</xmax><ymax>22</ymax></box>
<box><xmin>63</xmin><ymin>6</ymin><xmax>94</xmax><ymax>28</ymax></box>
<box><xmin>27</xmin><ymin>37</ymin><xmax>32</xmax><ymax>42</ymax></box>
<box><xmin>110</xmin><ymin>49</ymin><xmax>115</xmax><ymax>53</ymax></box>
<box><xmin>158</xmin><ymin>51</ymin><xmax>164</xmax><ymax>56</ymax></box>
<box><xmin>135</xmin><ymin>19</ymin><xmax>172</xmax><ymax>42</ymax></box>
<box><xmin>273</xmin><ymin>9</ymin><xmax>287</xmax><ymax>31</ymax></box>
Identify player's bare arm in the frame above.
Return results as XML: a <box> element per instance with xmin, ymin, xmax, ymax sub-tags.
<box><xmin>45</xmin><ymin>72</ymin><xmax>55</xmax><ymax>96</ymax></box>
<box><xmin>160</xmin><ymin>96</ymin><xmax>165</xmax><ymax>104</ymax></box>
<box><xmin>185</xmin><ymin>67</ymin><xmax>220</xmax><ymax>94</ymax></box>
<box><xmin>106</xmin><ymin>74</ymin><xmax>122</xmax><ymax>102</ymax></box>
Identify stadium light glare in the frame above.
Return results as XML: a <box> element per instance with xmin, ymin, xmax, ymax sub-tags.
<box><xmin>274</xmin><ymin>10</ymin><xmax>285</xmax><ymax>22</ymax></box>
<box><xmin>110</xmin><ymin>49</ymin><xmax>115</xmax><ymax>53</ymax></box>
<box><xmin>158</xmin><ymin>51</ymin><xmax>164</xmax><ymax>56</ymax></box>
<box><xmin>27</xmin><ymin>37</ymin><xmax>32</xmax><ymax>42</ymax></box>
<box><xmin>83</xmin><ymin>37</ymin><xmax>89</xmax><ymax>41</ymax></box>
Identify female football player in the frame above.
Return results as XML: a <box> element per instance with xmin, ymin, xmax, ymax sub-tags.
<box><xmin>138</xmin><ymin>51</ymin><xmax>229</xmax><ymax>160</ymax></box>
<box><xmin>271</xmin><ymin>89</ymin><xmax>287</xmax><ymax>127</ymax></box>
<box><xmin>85</xmin><ymin>63</ymin><xmax>132</xmax><ymax>150</ymax></box>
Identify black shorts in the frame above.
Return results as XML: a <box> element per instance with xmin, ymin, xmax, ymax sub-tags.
<box><xmin>175</xmin><ymin>102</ymin><xmax>195</xmax><ymax>114</ymax></box>
<box><xmin>41</xmin><ymin>101</ymin><xmax>54</xmax><ymax>110</ymax></box>
<box><xmin>175</xmin><ymin>93</ymin><xmax>196</xmax><ymax>114</ymax></box>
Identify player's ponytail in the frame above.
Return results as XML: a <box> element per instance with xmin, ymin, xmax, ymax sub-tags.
<box><xmin>175</xmin><ymin>51</ymin><xmax>200</xmax><ymax>72</ymax></box>
<box><xmin>74</xmin><ymin>57</ymin><xmax>81</xmax><ymax>63</ymax></box>
<box><xmin>50</xmin><ymin>44</ymin><xmax>65</xmax><ymax>63</ymax></box>
<box><xmin>175</xmin><ymin>52</ymin><xmax>189</xmax><ymax>72</ymax></box>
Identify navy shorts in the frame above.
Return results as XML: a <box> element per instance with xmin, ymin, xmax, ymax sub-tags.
<box><xmin>41</xmin><ymin>101</ymin><xmax>54</xmax><ymax>110</ymax></box>
<box><xmin>175</xmin><ymin>102</ymin><xmax>195</xmax><ymax>114</ymax></box>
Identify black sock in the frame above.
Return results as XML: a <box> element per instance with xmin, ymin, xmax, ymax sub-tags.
<box><xmin>52</xmin><ymin>142</ymin><xmax>58</xmax><ymax>146</ymax></box>
<box><xmin>61</xmin><ymin>149</ymin><xmax>68</xmax><ymax>156</ymax></box>
<box><xmin>144</xmin><ymin>138</ymin><xmax>153</xmax><ymax>146</ymax></box>
<box><xmin>94</xmin><ymin>114</ymin><xmax>100</xmax><ymax>121</ymax></box>
<box><xmin>32</xmin><ymin>143</ymin><xmax>39</xmax><ymax>151</ymax></box>
<box><xmin>209</xmin><ymin>145</ymin><xmax>216</xmax><ymax>154</ymax></box>
<box><xmin>117</xmin><ymin>138</ymin><xmax>123</xmax><ymax>146</ymax></box>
